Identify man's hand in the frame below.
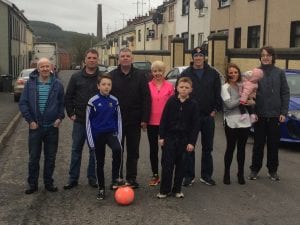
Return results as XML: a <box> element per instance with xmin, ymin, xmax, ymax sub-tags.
<box><xmin>279</xmin><ymin>115</ymin><xmax>286</xmax><ymax>123</ymax></box>
<box><xmin>158</xmin><ymin>139</ymin><xmax>164</xmax><ymax>147</ymax></box>
<box><xmin>141</xmin><ymin>122</ymin><xmax>147</xmax><ymax>131</ymax></box>
<box><xmin>69</xmin><ymin>115</ymin><xmax>76</xmax><ymax>121</ymax></box>
<box><xmin>53</xmin><ymin>119</ymin><xmax>61</xmax><ymax>128</ymax></box>
<box><xmin>186</xmin><ymin>144</ymin><xmax>194</xmax><ymax>152</ymax></box>
<box><xmin>210</xmin><ymin>111</ymin><xmax>216</xmax><ymax>117</ymax></box>
<box><xmin>29</xmin><ymin>122</ymin><xmax>38</xmax><ymax>130</ymax></box>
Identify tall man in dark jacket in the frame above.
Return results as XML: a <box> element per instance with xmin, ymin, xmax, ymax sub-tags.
<box><xmin>248</xmin><ymin>46</ymin><xmax>290</xmax><ymax>181</ymax></box>
<box><xmin>180</xmin><ymin>46</ymin><xmax>222</xmax><ymax>186</ymax></box>
<box><xmin>64</xmin><ymin>49</ymin><xmax>101</xmax><ymax>189</ymax></box>
<box><xmin>19</xmin><ymin>57</ymin><xmax>65</xmax><ymax>194</ymax></box>
<box><xmin>109</xmin><ymin>47</ymin><xmax>151</xmax><ymax>188</ymax></box>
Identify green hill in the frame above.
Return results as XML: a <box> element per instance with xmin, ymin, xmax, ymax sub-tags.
<box><xmin>29</xmin><ymin>21</ymin><xmax>99</xmax><ymax>63</ymax></box>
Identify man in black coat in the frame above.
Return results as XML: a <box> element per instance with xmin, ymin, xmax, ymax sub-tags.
<box><xmin>109</xmin><ymin>47</ymin><xmax>151</xmax><ymax>188</ymax></box>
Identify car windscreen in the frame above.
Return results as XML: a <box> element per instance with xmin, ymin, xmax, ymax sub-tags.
<box><xmin>286</xmin><ymin>74</ymin><xmax>300</xmax><ymax>96</ymax></box>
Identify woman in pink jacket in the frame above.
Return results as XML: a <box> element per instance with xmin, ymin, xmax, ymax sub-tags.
<box><xmin>147</xmin><ymin>61</ymin><xmax>174</xmax><ymax>186</ymax></box>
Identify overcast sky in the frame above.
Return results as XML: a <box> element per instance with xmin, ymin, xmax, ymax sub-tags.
<box><xmin>10</xmin><ymin>0</ymin><xmax>163</xmax><ymax>35</ymax></box>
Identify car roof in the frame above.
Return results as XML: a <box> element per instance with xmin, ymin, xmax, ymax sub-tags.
<box><xmin>285</xmin><ymin>69</ymin><xmax>300</xmax><ymax>75</ymax></box>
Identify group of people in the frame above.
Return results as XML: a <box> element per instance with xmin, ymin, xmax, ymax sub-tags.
<box><xmin>19</xmin><ymin>45</ymin><xmax>289</xmax><ymax>200</ymax></box>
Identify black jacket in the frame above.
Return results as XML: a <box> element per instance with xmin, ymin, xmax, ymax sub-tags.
<box><xmin>65</xmin><ymin>67</ymin><xmax>101</xmax><ymax>124</ymax></box>
<box><xmin>109</xmin><ymin>65</ymin><xmax>151</xmax><ymax>126</ymax></box>
<box><xmin>180</xmin><ymin>63</ymin><xmax>222</xmax><ymax>116</ymax></box>
<box><xmin>159</xmin><ymin>95</ymin><xmax>199</xmax><ymax>146</ymax></box>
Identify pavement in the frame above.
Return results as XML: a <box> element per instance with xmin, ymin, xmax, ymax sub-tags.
<box><xmin>0</xmin><ymin>92</ymin><xmax>21</xmax><ymax>150</ymax></box>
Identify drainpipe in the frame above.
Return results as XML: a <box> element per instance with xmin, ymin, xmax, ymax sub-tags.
<box><xmin>263</xmin><ymin>0</ymin><xmax>268</xmax><ymax>46</ymax></box>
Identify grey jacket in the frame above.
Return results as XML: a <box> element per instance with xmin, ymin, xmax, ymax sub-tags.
<box><xmin>255</xmin><ymin>65</ymin><xmax>290</xmax><ymax>117</ymax></box>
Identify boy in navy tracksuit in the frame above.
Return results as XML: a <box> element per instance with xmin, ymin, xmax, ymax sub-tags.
<box><xmin>86</xmin><ymin>74</ymin><xmax>123</xmax><ymax>200</ymax></box>
<box><xmin>157</xmin><ymin>77</ymin><xmax>199</xmax><ymax>199</ymax></box>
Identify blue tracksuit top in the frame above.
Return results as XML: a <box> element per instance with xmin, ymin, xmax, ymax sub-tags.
<box><xmin>86</xmin><ymin>93</ymin><xmax>122</xmax><ymax>149</ymax></box>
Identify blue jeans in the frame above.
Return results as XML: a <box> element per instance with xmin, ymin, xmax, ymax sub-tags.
<box><xmin>184</xmin><ymin>116</ymin><xmax>215</xmax><ymax>180</ymax></box>
<box><xmin>28</xmin><ymin>126</ymin><xmax>58</xmax><ymax>187</ymax></box>
<box><xmin>67</xmin><ymin>122</ymin><xmax>96</xmax><ymax>183</ymax></box>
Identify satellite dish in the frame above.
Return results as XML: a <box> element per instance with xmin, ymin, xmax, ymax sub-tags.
<box><xmin>195</xmin><ymin>0</ymin><xmax>205</xmax><ymax>10</ymax></box>
<box><xmin>152</xmin><ymin>12</ymin><xmax>163</xmax><ymax>25</ymax></box>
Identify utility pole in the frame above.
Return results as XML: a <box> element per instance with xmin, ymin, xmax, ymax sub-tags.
<box><xmin>133</xmin><ymin>0</ymin><xmax>140</xmax><ymax>16</ymax></box>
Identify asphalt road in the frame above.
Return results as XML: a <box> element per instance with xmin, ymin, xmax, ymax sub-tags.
<box><xmin>0</xmin><ymin>70</ymin><xmax>299</xmax><ymax>225</ymax></box>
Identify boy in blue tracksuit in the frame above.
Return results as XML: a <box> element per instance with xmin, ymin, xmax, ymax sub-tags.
<box><xmin>157</xmin><ymin>77</ymin><xmax>199</xmax><ymax>199</ymax></box>
<box><xmin>86</xmin><ymin>74</ymin><xmax>123</xmax><ymax>200</ymax></box>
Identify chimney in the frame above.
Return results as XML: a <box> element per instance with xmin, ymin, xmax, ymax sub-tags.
<box><xmin>97</xmin><ymin>4</ymin><xmax>103</xmax><ymax>40</ymax></box>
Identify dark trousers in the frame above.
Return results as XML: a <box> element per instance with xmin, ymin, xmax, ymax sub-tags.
<box><xmin>94</xmin><ymin>132</ymin><xmax>122</xmax><ymax>189</ymax></box>
<box><xmin>160</xmin><ymin>136</ymin><xmax>186</xmax><ymax>194</ymax></box>
<box><xmin>28</xmin><ymin>126</ymin><xmax>58</xmax><ymax>188</ymax></box>
<box><xmin>184</xmin><ymin>116</ymin><xmax>215</xmax><ymax>180</ymax></box>
<box><xmin>250</xmin><ymin>117</ymin><xmax>280</xmax><ymax>173</ymax></box>
<box><xmin>147</xmin><ymin>125</ymin><xmax>159</xmax><ymax>175</ymax></box>
<box><xmin>224</xmin><ymin>122</ymin><xmax>249</xmax><ymax>175</ymax></box>
<box><xmin>120</xmin><ymin>124</ymin><xmax>141</xmax><ymax>181</ymax></box>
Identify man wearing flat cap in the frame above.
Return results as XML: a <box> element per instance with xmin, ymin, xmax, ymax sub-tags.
<box><xmin>179</xmin><ymin>46</ymin><xmax>222</xmax><ymax>187</ymax></box>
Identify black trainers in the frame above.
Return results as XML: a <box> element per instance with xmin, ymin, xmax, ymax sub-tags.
<box><xmin>125</xmin><ymin>179</ymin><xmax>139</xmax><ymax>189</ymax></box>
<box><xmin>45</xmin><ymin>185</ymin><xmax>58</xmax><ymax>192</ymax></box>
<box><xmin>200</xmin><ymin>177</ymin><xmax>216</xmax><ymax>186</ymax></box>
<box><xmin>110</xmin><ymin>179</ymin><xmax>125</xmax><ymax>190</ymax></box>
<box><xmin>63</xmin><ymin>181</ymin><xmax>78</xmax><ymax>190</ymax></box>
<box><xmin>268</xmin><ymin>172</ymin><xmax>280</xmax><ymax>181</ymax></box>
<box><xmin>182</xmin><ymin>177</ymin><xmax>195</xmax><ymax>187</ymax></box>
<box><xmin>88</xmin><ymin>179</ymin><xmax>98</xmax><ymax>188</ymax></box>
<box><xmin>97</xmin><ymin>189</ymin><xmax>105</xmax><ymax>200</ymax></box>
<box><xmin>25</xmin><ymin>186</ymin><xmax>38</xmax><ymax>194</ymax></box>
<box><xmin>248</xmin><ymin>171</ymin><xmax>258</xmax><ymax>180</ymax></box>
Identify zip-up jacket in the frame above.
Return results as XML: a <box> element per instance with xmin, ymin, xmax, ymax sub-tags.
<box><xmin>65</xmin><ymin>67</ymin><xmax>100</xmax><ymax>124</ymax></box>
<box><xmin>86</xmin><ymin>93</ymin><xmax>122</xmax><ymax>149</ymax></box>
<box><xmin>255</xmin><ymin>65</ymin><xmax>290</xmax><ymax>117</ymax></box>
<box><xmin>109</xmin><ymin>65</ymin><xmax>151</xmax><ymax>126</ymax></box>
<box><xmin>19</xmin><ymin>69</ymin><xmax>65</xmax><ymax>126</ymax></box>
<box><xmin>159</xmin><ymin>95</ymin><xmax>199</xmax><ymax>146</ymax></box>
<box><xmin>180</xmin><ymin>63</ymin><xmax>222</xmax><ymax>116</ymax></box>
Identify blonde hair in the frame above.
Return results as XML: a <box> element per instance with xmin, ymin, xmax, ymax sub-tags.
<box><xmin>151</xmin><ymin>60</ymin><xmax>165</xmax><ymax>72</ymax></box>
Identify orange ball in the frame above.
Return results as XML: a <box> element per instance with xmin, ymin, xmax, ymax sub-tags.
<box><xmin>114</xmin><ymin>186</ymin><xmax>135</xmax><ymax>205</ymax></box>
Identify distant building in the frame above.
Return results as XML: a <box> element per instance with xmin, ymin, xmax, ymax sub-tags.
<box><xmin>0</xmin><ymin>0</ymin><xmax>33</xmax><ymax>78</ymax></box>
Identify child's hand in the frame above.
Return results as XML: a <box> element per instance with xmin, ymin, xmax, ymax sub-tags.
<box><xmin>186</xmin><ymin>144</ymin><xmax>194</xmax><ymax>152</ymax></box>
<box><xmin>158</xmin><ymin>139</ymin><xmax>164</xmax><ymax>147</ymax></box>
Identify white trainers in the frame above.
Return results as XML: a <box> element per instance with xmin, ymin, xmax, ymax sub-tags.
<box><xmin>157</xmin><ymin>193</ymin><xmax>167</xmax><ymax>199</ymax></box>
<box><xmin>175</xmin><ymin>192</ymin><xmax>184</xmax><ymax>198</ymax></box>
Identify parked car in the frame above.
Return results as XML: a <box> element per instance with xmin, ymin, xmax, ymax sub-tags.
<box><xmin>74</xmin><ymin>65</ymin><xmax>81</xmax><ymax>70</ymax></box>
<box><xmin>98</xmin><ymin>64</ymin><xmax>107</xmax><ymax>73</ymax></box>
<box><xmin>280</xmin><ymin>69</ymin><xmax>300</xmax><ymax>143</ymax></box>
<box><xmin>13</xmin><ymin>68</ymin><xmax>35</xmax><ymax>102</ymax></box>
<box><xmin>133</xmin><ymin>61</ymin><xmax>152</xmax><ymax>80</ymax></box>
<box><xmin>165</xmin><ymin>66</ymin><xmax>189</xmax><ymax>87</ymax></box>
<box><xmin>107</xmin><ymin>66</ymin><xmax>117</xmax><ymax>72</ymax></box>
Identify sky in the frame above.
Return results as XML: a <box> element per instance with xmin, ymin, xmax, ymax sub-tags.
<box><xmin>10</xmin><ymin>0</ymin><xmax>163</xmax><ymax>35</ymax></box>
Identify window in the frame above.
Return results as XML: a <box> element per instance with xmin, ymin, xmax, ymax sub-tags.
<box><xmin>198</xmin><ymin>33</ymin><xmax>204</xmax><ymax>46</ymax></box>
<box><xmin>169</xmin><ymin>5</ymin><xmax>174</xmax><ymax>21</ymax></box>
<box><xmin>290</xmin><ymin>21</ymin><xmax>300</xmax><ymax>47</ymax></box>
<box><xmin>138</xmin><ymin>30</ymin><xmax>141</xmax><ymax>42</ymax></box>
<box><xmin>182</xmin><ymin>0</ymin><xmax>189</xmax><ymax>16</ymax></box>
<box><xmin>234</xmin><ymin>28</ymin><xmax>241</xmax><ymax>48</ymax></box>
<box><xmin>247</xmin><ymin>25</ymin><xmax>260</xmax><ymax>48</ymax></box>
<box><xmin>219</xmin><ymin>0</ymin><xmax>231</xmax><ymax>8</ymax></box>
<box><xmin>182</xmin><ymin>32</ymin><xmax>189</xmax><ymax>50</ymax></box>
<box><xmin>190</xmin><ymin>34</ymin><xmax>195</xmax><ymax>49</ymax></box>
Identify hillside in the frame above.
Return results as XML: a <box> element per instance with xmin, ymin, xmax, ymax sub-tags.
<box><xmin>29</xmin><ymin>21</ymin><xmax>99</xmax><ymax>63</ymax></box>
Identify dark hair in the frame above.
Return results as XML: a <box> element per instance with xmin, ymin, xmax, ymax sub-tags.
<box><xmin>119</xmin><ymin>47</ymin><xmax>132</xmax><ymax>54</ymax></box>
<box><xmin>259</xmin><ymin>46</ymin><xmax>276</xmax><ymax>64</ymax></box>
<box><xmin>85</xmin><ymin>48</ymin><xmax>99</xmax><ymax>57</ymax></box>
<box><xmin>97</xmin><ymin>73</ymin><xmax>112</xmax><ymax>84</ymax></box>
<box><xmin>225</xmin><ymin>63</ymin><xmax>242</xmax><ymax>83</ymax></box>
<box><xmin>177</xmin><ymin>77</ymin><xmax>193</xmax><ymax>87</ymax></box>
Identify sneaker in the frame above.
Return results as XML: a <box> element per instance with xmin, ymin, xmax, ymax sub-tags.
<box><xmin>174</xmin><ymin>192</ymin><xmax>184</xmax><ymax>198</ymax></box>
<box><xmin>268</xmin><ymin>172</ymin><xmax>280</xmax><ymax>181</ymax></box>
<box><xmin>97</xmin><ymin>189</ymin><xmax>105</xmax><ymax>200</ymax></box>
<box><xmin>88</xmin><ymin>179</ymin><xmax>98</xmax><ymax>188</ymax></box>
<box><xmin>110</xmin><ymin>179</ymin><xmax>125</xmax><ymax>190</ymax></box>
<box><xmin>248</xmin><ymin>171</ymin><xmax>258</xmax><ymax>180</ymax></box>
<box><xmin>182</xmin><ymin>177</ymin><xmax>195</xmax><ymax>187</ymax></box>
<box><xmin>200</xmin><ymin>177</ymin><xmax>216</xmax><ymax>186</ymax></box>
<box><xmin>25</xmin><ymin>186</ymin><xmax>38</xmax><ymax>195</ymax></box>
<box><xmin>125</xmin><ymin>179</ymin><xmax>139</xmax><ymax>189</ymax></box>
<box><xmin>149</xmin><ymin>174</ymin><xmax>160</xmax><ymax>186</ymax></box>
<box><xmin>156</xmin><ymin>193</ymin><xmax>167</xmax><ymax>199</ymax></box>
